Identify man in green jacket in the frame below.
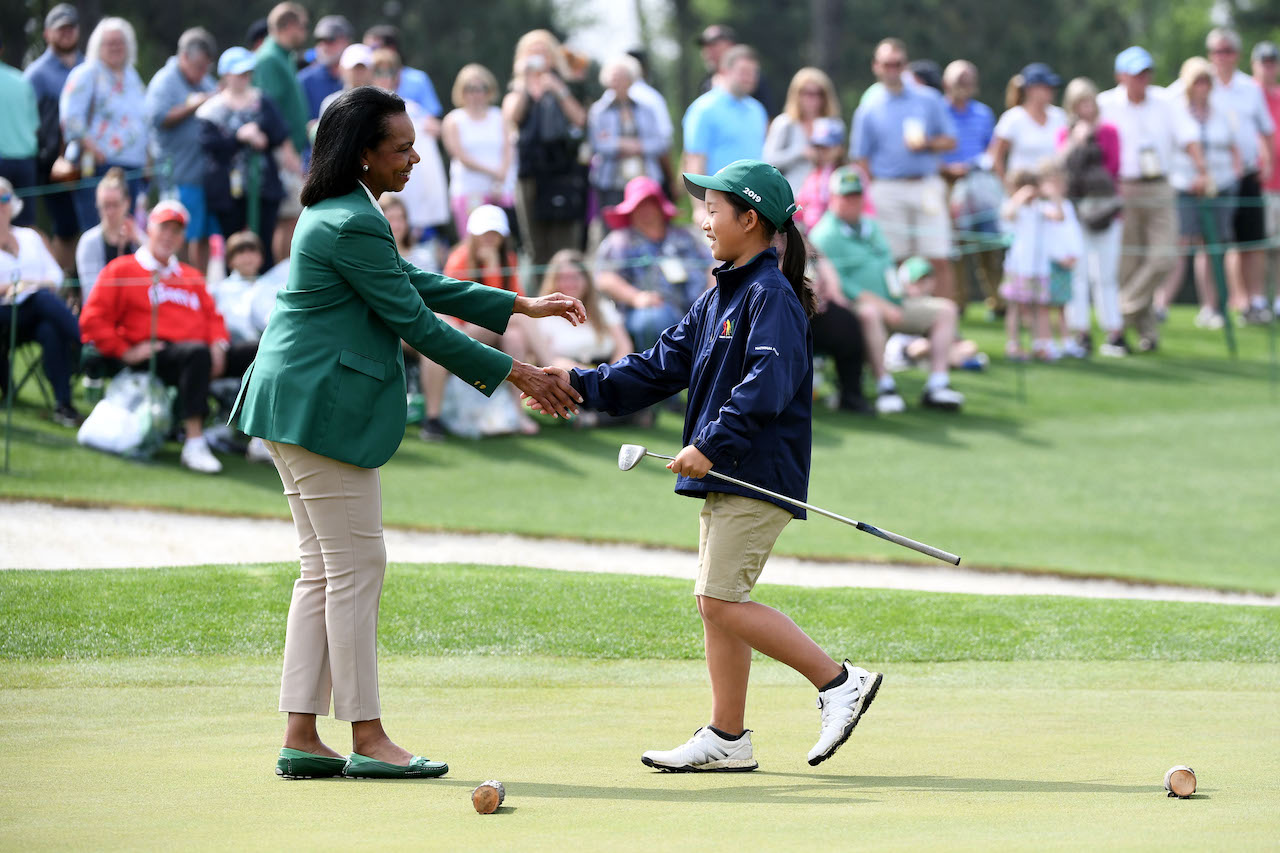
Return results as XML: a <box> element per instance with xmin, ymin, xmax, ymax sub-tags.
<box><xmin>254</xmin><ymin>3</ymin><xmax>310</xmax><ymax>156</ymax></box>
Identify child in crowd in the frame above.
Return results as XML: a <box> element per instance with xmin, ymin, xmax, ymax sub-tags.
<box><xmin>210</xmin><ymin>231</ymin><xmax>270</xmax><ymax>344</ymax></box>
<box><xmin>794</xmin><ymin>117</ymin><xmax>846</xmax><ymax>232</ymax></box>
<box><xmin>542</xmin><ymin>160</ymin><xmax>881</xmax><ymax>772</ymax></box>
<box><xmin>883</xmin><ymin>258</ymin><xmax>989</xmax><ymax>373</ymax></box>
<box><xmin>536</xmin><ymin>249</ymin><xmax>648</xmax><ymax>428</ymax></box>
<box><xmin>1041</xmin><ymin>165</ymin><xmax>1086</xmax><ymax>357</ymax></box>
<box><xmin>381</xmin><ymin>195</ymin><xmax>441</xmax><ymax>273</ymax></box>
<box><xmin>999</xmin><ymin>168</ymin><xmax>1061</xmax><ymax>360</ymax></box>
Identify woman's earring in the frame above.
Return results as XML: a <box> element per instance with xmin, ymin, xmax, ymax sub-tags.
<box><xmin>362</xmin><ymin>164</ymin><xmax>369</xmax><ymax>172</ymax></box>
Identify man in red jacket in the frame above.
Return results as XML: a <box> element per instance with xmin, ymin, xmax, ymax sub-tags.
<box><xmin>80</xmin><ymin>200</ymin><xmax>257</xmax><ymax>473</ymax></box>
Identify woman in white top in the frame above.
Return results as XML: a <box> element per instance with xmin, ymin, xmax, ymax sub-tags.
<box><xmin>0</xmin><ymin>177</ymin><xmax>82</xmax><ymax>425</ymax></box>
<box><xmin>538</xmin><ymin>249</ymin><xmax>630</xmax><ymax>368</ymax></box>
<box><xmin>1159</xmin><ymin>56</ymin><xmax>1242</xmax><ymax>327</ymax></box>
<box><xmin>535</xmin><ymin>249</ymin><xmax>642</xmax><ymax>429</ymax></box>
<box><xmin>75</xmin><ymin>167</ymin><xmax>139</xmax><ymax>302</ymax></box>
<box><xmin>990</xmin><ymin>63</ymin><xmax>1068</xmax><ymax>182</ymax></box>
<box><xmin>763</xmin><ymin>67</ymin><xmax>842</xmax><ymax>195</ymax></box>
<box><xmin>442</xmin><ymin>63</ymin><xmax>515</xmax><ymax>236</ymax></box>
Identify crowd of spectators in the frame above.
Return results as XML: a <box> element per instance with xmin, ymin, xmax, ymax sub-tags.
<box><xmin>1</xmin><ymin>4</ymin><xmax>1279</xmax><ymax>471</ymax></box>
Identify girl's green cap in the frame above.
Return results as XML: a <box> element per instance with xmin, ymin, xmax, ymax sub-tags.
<box><xmin>683</xmin><ymin>159</ymin><xmax>799</xmax><ymax>231</ymax></box>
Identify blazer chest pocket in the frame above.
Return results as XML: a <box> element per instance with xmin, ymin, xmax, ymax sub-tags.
<box><xmin>339</xmin><ymin>349</ymin><xmax>387</xmax><ymax>380</ymax></box>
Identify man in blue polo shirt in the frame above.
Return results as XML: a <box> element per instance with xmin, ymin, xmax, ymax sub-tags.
<box><xmin>851</xmin><ymin>38</ymin><xmax>957</xmax><ymax>302</ymax></box>
<box><xmin>681</xmin><ymin>45</ymin><xmax>767</xmax><ymax>220</ymax></box>
<box><xmin>146</xmin><ymin>28</ymin><xmax>218</xmax><ymax>273</ymax></box>
<box><xmin>23</xmin><ymin>3</ymin><xmax>82</xmax><ymax>269</ymax></box>
<box><xmin>363</xmin><ymin>25</ymin><xmax>443</xmax><ymax>118</ymax></box>
<box><xmin>298</xmin><ymin>15</ymin><xmax>351</xmax><ymax>123</ymax></box>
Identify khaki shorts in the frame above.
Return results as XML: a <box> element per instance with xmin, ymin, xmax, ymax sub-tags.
<box><xmin>696</xmin><ymin>492</ymin><xmax>793</xmax><ymax>602</ymax></box>
<box><xmin>868</xmin><ymin>175</ymin><xmax>953</xmax><ymax>259</ymax></box>
<box><xmin>891</xmin><ymin>296</ymin><xmax>950</xmax><ymax>336</ymax></box>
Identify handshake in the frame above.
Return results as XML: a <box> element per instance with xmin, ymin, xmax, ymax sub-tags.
<box><xmin>504</xmin><ymin>293</ymin><xmax>586</xmax><ymax>419</ymax></box>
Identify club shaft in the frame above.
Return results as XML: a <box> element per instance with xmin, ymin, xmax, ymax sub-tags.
<box><xmin>643</xmin><ymin>451</ymin><xmax>961</xmax><ymax>565</ymax></box>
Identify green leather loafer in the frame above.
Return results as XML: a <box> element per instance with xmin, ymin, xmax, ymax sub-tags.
<box><xmin>276</xmin><ymin>748</ymin><xmax>348</xmax><ymax>779</ymax></box>
<box><xmin>342</xmin><ymin>753</ymin><xmax>449</xmax><ymax>779</ymax></box>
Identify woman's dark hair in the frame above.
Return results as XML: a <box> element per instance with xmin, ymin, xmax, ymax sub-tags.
<box><xmin>723</xmin><ymin>193</ymin><xmax>817</xmax><ymax>318</ymax></box>
<box><xmin>300</xmin><ymin>86</ymin><xmax>406</xmax><ymax>208</ymax></box>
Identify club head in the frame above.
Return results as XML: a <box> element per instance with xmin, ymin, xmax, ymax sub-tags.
<box><xmin>617</xmin><ymin>444</ymin><xmax>648</xmax><ymax>471</ymax></box>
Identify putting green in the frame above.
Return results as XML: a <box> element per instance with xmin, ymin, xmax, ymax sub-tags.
<box><xmin>1</xmin><ymin>657</ymin><xmax>1275</xmax><ymax>850</ymax></box>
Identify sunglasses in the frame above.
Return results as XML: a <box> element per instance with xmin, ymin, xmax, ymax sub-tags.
<box><xmin>0</xmin><ymin>194</ymin><xmax>11</xmax><ymax>204</ymax></box>
<box><xmin>800</xmin><ymin>88</ymin><xmax>825</xmax><ymax>96</ymax></box>
<box><xmin>464</xmin><ymin>85</ymin><xmax>490</xmax><ymax>93</ymax></box>
<box><xmin>879</xmin><ymin>60</ymin><xmax>904</xmax><ymax>69</ymax></box>
<box><xmin>1210</xmin><ymin>47</ymin><xmax>1238</xmax><ymax>55</ymax></box>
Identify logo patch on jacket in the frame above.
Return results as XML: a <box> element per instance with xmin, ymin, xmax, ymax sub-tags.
<box><xmin>718</xmin><ymin>319</ymin><xmax>733</xmax><ymax>339</ymax></box>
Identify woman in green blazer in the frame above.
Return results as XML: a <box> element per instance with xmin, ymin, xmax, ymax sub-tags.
<box><xmin>233</xmin><ymin>87</ymin><xmax>584</xmax><ymax>781</ymax></box>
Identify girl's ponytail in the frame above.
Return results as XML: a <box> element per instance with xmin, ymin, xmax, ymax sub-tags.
<box><xmin>781</xmin><ymin>218</ymin><xmax>818</xmax><ymax>318</ymax></box>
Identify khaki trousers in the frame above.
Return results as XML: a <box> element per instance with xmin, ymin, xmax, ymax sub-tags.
<box><xmin>1118</xmin><ymin>180</ymin><xmax>1178</xmax><ymax>340</ymax></box>
<box><xmin>266</xmin><ymin>440</ymin><xmax>386</xmax><ymax>722</ymax></box>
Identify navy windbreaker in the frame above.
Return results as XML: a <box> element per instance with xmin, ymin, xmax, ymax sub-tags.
<box><xmin>571</xmin><ymin>247</ymin><xmax>813</xmax><ymax>518</ymax></box>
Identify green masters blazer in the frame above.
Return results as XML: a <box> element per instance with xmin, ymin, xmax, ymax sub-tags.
<box><xmin>232</xmin><ymin>187</ymin><xmax>516</xmax><ymax>468</ymax></box>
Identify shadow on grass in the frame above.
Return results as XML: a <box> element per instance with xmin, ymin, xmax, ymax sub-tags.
<box><xmin>341</xmin><ymin>773</ymin><xmax>1157</xmax><ymax>804</ymax></box>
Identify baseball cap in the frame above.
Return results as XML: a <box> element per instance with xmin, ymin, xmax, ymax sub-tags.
<box><xmin>0</xmin><ymin>177</ymin><xmax>23</xmax><ymax>220</ymax></box>
<box><xmin>45</xmin><ymin>3</ymin><xmax>78</xmax><ymax>30</ymax></box>
<box><xmin>314</xmin><ymin>15</ymin><xmax>353</xmax><ymax>41</ymax></box>
<box><xmin>149</xmin><ymin>199</ymin><xmax>190</xmax><ymax>228</ymax></box>
<box><xmin>809</xmin><ymin>116</ymin><xmax>845</xmax><ymax>147</ymax></box>
<box><xmin>828</xmin><ymin>166</ymin><xmax>863</xmax><ymax>196</ymax></box>
<box><xmin>683</xmin><ymin>159</ymin><xmax>799</xmax><ymax>232</ymax></box>
<box><xmin>466</xmin><ymin>204</ymin><xmax>510</xmax><ymax>238</ymax></box>
<box><xmin>1020</xmin><ymin>62</ymin><xmax>1061</xmax><ymax>88</ymax></box>
<box><xmin>696</xmin><ymin>24</ymin><xmax>736</xmax><ymax>46</ymax></box>
<box><xmin>1253</xmin><ymin>41</ymin><xmax>1279</xmax><ymax>63</ymax></box>
<box><xmin>339</xmin><ymin>43</ymin><xmax>374</xmax><ymax>70</ymax></box>
<box><xmin>217</xmin><ymin>46</ymin><xmax>256</xmax><ymax>76</ymax></box>
<box><xmin>898</xmin><ymin>256</ymin><xmax>933</xmax><ymax>286</ymax></box>
<box><xmin>1115</xmin><ymin>46</ymin><xmax>1154</xmax><ymax>75</ymax></box>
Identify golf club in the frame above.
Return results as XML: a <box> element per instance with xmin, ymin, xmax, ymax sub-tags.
<box><xmin>618</xmin><ymin>444</ymin><xmax>962</xmax><ymax>566</ymax></box>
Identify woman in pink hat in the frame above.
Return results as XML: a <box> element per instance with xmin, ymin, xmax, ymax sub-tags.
<box><xmin>595</xmin><ymin>176</ymin><xmax>715</xmax><ymax>350</ymax></box>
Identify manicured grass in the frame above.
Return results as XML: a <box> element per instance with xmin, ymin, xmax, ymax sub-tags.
<box><xmin>1</xmin><ymin>656</ymin><xmax>1276</xmax><ymax>851</ymax></box>
<box><xmin>1</xmin><ymin>563</ymin><xmax>1276</xmax><ymax>662</ymax></box>
<box><xmin>3</xmin><ymin>306</ymin><xmax>1279</xmax><ymax>590</ymax></box>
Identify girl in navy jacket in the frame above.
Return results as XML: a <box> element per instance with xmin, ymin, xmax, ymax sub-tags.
<box><xmin>557</xmin><ymin>160</ymin><xmax>882</xmax><ymax>773</ymax></box>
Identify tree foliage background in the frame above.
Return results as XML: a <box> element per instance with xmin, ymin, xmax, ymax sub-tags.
<box><xmin>3</xmin><ymin>0</ymin><xmax>1279</xmax><ymax>132</ymax></box>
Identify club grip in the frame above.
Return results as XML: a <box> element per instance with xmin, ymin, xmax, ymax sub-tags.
<box><xmin>856</xmin><ymin>522</ymin><xmax>961</xmax><ymax>566</ymax></box>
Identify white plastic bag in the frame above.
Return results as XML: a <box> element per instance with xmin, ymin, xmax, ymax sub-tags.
<box><xmin>77</xmin><ymin>370</ymin><xmax>172</xmax><ymax>458</ymax></box>
<box><xmin>439</xmin><ymin>374</ymin><xmax>521</xmax><ymax>438</ymax></box>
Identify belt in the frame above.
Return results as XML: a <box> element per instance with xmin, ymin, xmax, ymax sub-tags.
<box><xmin>875</xmin><ymin>174</ymin><xmax>932</xmax><ymax>182</ymax></box>
<box><xmin>1121</xmin><ymin>176</ymin><xmax>1167</xmax><ymax>184</ymax></box>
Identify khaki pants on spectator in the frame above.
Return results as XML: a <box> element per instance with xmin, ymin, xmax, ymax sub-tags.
<box><xmin>1118</xmin><ymin>180</ymin><xmax>1177</xmax><ymax>341</ymax></box>
<box><xmin>266</xmin><ymin>440</ymin><xmax>386</xmax><ymax>722</ymax></box>
<box><xmin>951</xmin><ymin>246</ymin><xmax>1004</xmax><ymax>312</ymax></box>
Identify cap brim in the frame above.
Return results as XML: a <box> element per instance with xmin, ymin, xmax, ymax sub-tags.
<box><xmin>682</xmin><ymin>172</ymin><xmax>733</xmax><ymax>201</ymax></box>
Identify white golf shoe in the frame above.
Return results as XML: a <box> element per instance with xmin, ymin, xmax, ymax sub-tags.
<box><xmin>807</xmin><ymin>661</ymin><xmax>883</xmax><ymax>766</ymax></box>
<box><xmin>641</xmin><ymin>726</ymin><xmax>758</xmax><ymax>772</ymax></box>
<box><xmin>181</xmin><ymin>437</ymin><xmax>223</xmax><ymax>474</ymax></box>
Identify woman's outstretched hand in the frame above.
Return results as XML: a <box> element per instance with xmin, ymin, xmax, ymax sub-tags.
<box><xmin>508</xmin><ymin>362</ymin><xmax>582</xmax><ymax>419</ymax></box>
<box><xmin>514</xmin><ymin>293</ymin><xmax>587</xmax><ymax>326</ymax></box>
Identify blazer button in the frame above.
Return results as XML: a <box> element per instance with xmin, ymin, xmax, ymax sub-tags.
<box><xmin>479</xmin><ymin>384</ymin><xmax>486</xmax><ymax>390</ymax></box>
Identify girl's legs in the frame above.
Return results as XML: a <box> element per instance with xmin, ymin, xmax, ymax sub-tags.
<box><xmin>699</xmin><ymin>598</ymin><xmax>842</xmax><ymax>717</ymax></box>
<box><xmin>1004</xmin><ymin>302</ymin><xmax>1025</xmax><ymax>357</ymax></box>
